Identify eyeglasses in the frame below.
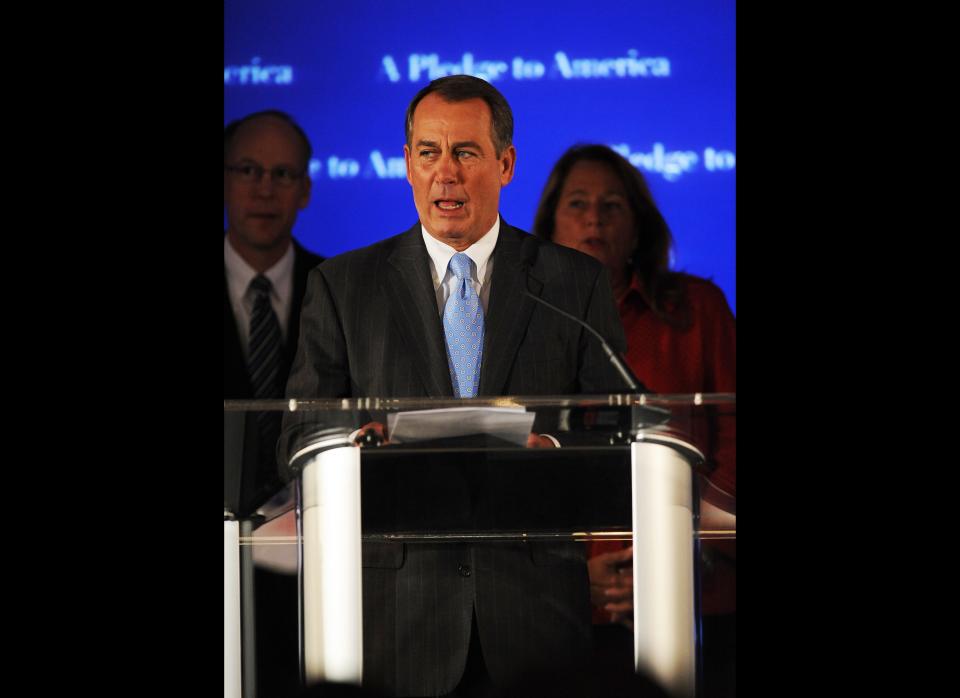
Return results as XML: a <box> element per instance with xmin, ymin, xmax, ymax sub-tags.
<box><xmin>225</xmin><ymin>162</ymin><xmax>305</xmax><ymax>187</ymax></box>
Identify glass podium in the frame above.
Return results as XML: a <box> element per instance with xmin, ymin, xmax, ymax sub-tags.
<box><xmin>224</xmin><ymin>393</ymin><xmax>736</xmax><ymax>698</ymax></box>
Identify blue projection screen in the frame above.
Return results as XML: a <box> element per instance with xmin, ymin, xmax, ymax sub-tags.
<box><xmin>225</xmin><ymin>0</ymin><xmax>735</xmax><ymax>313</ymax></box>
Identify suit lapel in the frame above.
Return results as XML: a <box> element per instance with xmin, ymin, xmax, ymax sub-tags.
<box><xmin>479</xmin><ymin>224</ymin><xmax>539</xmax><ymax>395</ymax></box>
<box><xmin>224</xmin><ymin>266</ymin><xmax>253</xmax><ymax>398</ymax></box>
<box><xmin>287</xmin><ymin>241</ymin><xmax>313</xmax><ymax>370</ymax></box>
<box><xmin>385</xmin><ymin>225</ymin><xmax>453</xmax><ymax>397</ymax></box>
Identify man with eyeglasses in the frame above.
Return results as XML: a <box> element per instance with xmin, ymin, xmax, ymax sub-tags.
<box><xmin>224</xmin><ymin>109</ymin><xmax>324</xmax><ymax>474</ymax></box>
<box><xmin>224</xmin><ymin>109</ymin><xmax>324</xmax><ymax>698</ymax></box>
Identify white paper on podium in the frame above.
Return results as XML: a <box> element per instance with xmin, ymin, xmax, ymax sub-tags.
<box><xmin>387</xmin><ymin>407</ymin><xmax>535</xmax><ymax>446</ymax></box>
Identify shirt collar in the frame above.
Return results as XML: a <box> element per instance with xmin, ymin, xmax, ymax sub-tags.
<box><xmin>224</xmin><ymin>235</ymin><xmax>295</xmax><ymax>305</ymax></box>
<box><xmin>421</xmin><ymin>216</ymin><xmax>500</xmax><ymax>286</ymax></box>
<box><xmin>621</xmin><ymin>270</ymin><xmax>676</xmax><ymax>321</ymax></box>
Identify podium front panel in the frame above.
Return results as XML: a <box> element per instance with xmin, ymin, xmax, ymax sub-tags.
<box><xmin>226</xmin><ymin>394</ymin><xmax>735</xmax><ymax>697</ymax></box>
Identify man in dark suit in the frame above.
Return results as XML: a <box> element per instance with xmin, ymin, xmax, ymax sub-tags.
<box><xmin>224</xmin><ymin>109</ymin><xmax>324</xmax><ymax>698</ymax></box>
<box><xmin>224</xmin><ymin>109</ymin><xmax>325</xmax><ymax>506</ymax></box>
<box><xmin>286</xmin><ymin>76</ymin><xmax>628</xmax><ymax>697</ymax></box>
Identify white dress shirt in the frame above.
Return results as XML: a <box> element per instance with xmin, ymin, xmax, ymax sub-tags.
<box><xmin>224</xmin><ymin>236</ymin><xmax>295</xmax><ymax>361</ymax></box>
<box><xmin>421</xmin><ymin>216</ymin><xmax>499</xmax><ymax>316</ymax></box>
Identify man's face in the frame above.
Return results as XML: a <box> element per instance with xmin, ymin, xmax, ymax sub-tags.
<box><xmin>224</xmin><ymin>116</ymin><xmax>311</xmax><ymax>256</ymax></box>
<box><xmin>404</xmin><ymin>94</ymin><xmax>515</xmax><ymax>251</ymax></box>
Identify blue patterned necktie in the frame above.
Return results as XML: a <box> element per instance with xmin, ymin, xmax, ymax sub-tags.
<box><xmin>443</xmin><ymin>252</ymin><xmax>484</xmax><ymax>398</ymax></box>
<box><xmin>247</xmin><ymin>274</ymin><xmax>283</xmax><ymax>468</ymax></box>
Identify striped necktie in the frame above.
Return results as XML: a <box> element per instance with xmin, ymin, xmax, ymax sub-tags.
<box><xmin>247</xmin><ymin>274</ymin><xmax>282</xmax><ymax>400</ymax></box>
<box><xmin>247</xmin><ymin>274</ymin><xmax>282</xmax><ymax>469</ymax></box>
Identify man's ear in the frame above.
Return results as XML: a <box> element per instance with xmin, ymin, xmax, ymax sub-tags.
<box><xmin>298</xmin><ymin>174</ymin><xmax>312</xmax><ymax>210</ymax></box>
<box><xmin>404</xmin><ymin>144</ymin><xmax>414</xmax><ymax>187</ymax></box>
<box><xmin>499</xmin><ymin>145</ymin><xmax>517</xmax><ymax>187</ymax></box>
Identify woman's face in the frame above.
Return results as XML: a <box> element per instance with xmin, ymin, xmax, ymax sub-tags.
<box><xmin>552</xmin><ymin>160</ymin><xmax>638</xmax><ymax>278</ymax></box>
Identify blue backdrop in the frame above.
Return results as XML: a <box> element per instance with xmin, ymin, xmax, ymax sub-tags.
<box><xmin>225</xmin><ymin>0</ymin><xmax>736</xmax><ymax>313</ymax></box>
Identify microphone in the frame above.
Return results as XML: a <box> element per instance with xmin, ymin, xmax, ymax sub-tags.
<box><xmin>520</xmin><ymin>236</ymin><xmax>646</xmax><ymax>393</ymax></box>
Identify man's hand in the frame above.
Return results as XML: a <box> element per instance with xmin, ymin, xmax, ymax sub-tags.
<box><xmin>526</xmin><ymin>433</ymin><xmax>559</xmax><ymax>448</ymax></box>
<box><xmin>354</xmin><ymin>421</ymin><xmax>389</xmax><ymax>447</ymax></box>
<box><xmin>587</xmin><ymin>546</ymin><xmax>634</xmax><ymax>629</ymax></box>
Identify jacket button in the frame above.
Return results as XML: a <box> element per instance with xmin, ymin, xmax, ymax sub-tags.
<box><xmin>458</xmin><ymin>564</ymin><xmax>472</xmax><ymax>577</ymax></box>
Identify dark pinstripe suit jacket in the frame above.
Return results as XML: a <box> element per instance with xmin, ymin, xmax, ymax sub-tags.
<box><xmin>286</xmin><ymin>220</ymin><xmax>627</xmax><ymax>696</ymax></box>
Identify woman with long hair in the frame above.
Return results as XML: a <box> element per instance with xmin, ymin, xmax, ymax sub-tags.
<box><xmin>534</xmin><ymin>144</ymin><xmax>736</xmax><ymax>697</ymax></box>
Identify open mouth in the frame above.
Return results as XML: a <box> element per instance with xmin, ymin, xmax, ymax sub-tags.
<box><xmin>434</xmin><ymin>200</ymin><xmax>465</xmax><ymax>210</ymax></box>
